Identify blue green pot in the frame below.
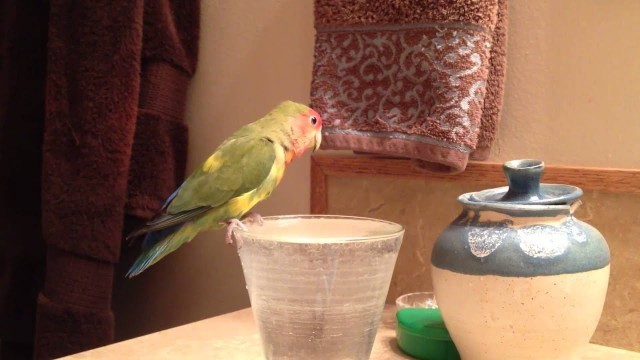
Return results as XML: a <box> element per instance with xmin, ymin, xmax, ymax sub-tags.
<box><xmin>430</xmin><ymin>159</ymin><xmax>610</xmax><ymax>360</ymax></box>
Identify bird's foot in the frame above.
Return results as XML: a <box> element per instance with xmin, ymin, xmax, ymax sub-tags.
<box><xmin>224</xmin><ymin>218</ymin><xmax>248</xmax><ymax>245</ymax></box>
<box><xmin>242</xmin><ymin>212</ymin><xmax>264</xmax><ymax>226</ymax></box>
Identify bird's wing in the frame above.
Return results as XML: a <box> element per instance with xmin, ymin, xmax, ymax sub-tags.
<box><xmin>127</xmin><ymin>137</ymin><xmax>277</xmax><ymax>238</ymax></box>
<box><xmin>169</xmin><ymin>136</ymin><xmax>276</xmax><ymax>212</ymax></box>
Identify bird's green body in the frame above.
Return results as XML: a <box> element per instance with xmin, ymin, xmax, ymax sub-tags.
<box><xmin>126</xmin><ymin>101</ymin><xmax>323</xmax><ymax>277</ymax></box>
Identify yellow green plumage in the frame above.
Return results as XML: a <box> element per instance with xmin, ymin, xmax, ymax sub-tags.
<box><xmin>125</xmin><ymin>101</ymin><xmax>323</xmax><ymax>277</ymax></box>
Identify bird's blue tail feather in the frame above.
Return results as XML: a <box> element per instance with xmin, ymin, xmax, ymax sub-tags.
<box><xmin>127</xmin><ymin>224</ymin><xmax>182</xmax><ymax>278</ymax></box>
<box><xmin>141</xmin><ymin>225</ymin><xmax>181</xmax><ymax>251</ymax></box>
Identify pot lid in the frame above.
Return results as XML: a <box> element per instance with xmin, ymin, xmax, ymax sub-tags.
<box><xmin>468</xmin><ymin>159</ymin><xmax>583</xmax><ymax>205</ymax></box>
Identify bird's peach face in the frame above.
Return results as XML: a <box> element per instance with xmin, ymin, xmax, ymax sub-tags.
<box><xmin>294</xmin><ymin>108</ymin><xmax>323</xmax><ymax>153</ymax></box>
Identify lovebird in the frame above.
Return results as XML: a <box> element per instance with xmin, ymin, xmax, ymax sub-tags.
<box><xmin>125</xmin><ymin>100</ymin><xmax>323</xmax><ymax>277</ymax></box>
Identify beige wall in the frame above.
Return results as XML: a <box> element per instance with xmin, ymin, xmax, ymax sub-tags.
<box><xmin>492</xmin><ymin>0</ymin><xmax>640</xmax><ymax>168</ymax></box>
<box><xmin>113</xmin><ymin>0</ymin><xmax>640</xmax><ymax>341</ymax></box>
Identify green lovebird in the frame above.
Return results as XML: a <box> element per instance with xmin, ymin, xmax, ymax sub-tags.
<box><xmin>125</xmin><ymin>100</ymin><xmax>323</xmax><ymax>278</ymax></box>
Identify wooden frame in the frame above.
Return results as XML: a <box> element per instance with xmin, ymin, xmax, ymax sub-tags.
<box><xmin>310</xmin><ymin>153</ymin><xmax>640</xmax><ymax>214</ymax></box>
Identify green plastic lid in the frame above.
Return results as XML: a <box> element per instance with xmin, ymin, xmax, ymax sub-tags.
<box><xmin>396</xmin><ymin>308</ymin><xmax>460</xmax><ymax>360</ymax></box>
<box><xmin>397</xmin><ymin>308</ymin><xmax>452</xmax><ymax>340</ymax></box>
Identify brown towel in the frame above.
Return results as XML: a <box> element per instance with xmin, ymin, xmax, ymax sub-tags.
<box><xmin>31</xmin><ymin>0</ymin><xmax>200</xmax><ymax>359</ymax></box>
<box><xmin>310</xmin><ymin>0</ymin><xmax>508</xmax><ymax>173</ymax></box>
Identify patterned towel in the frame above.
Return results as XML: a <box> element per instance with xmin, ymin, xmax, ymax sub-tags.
<box><xmin>311</xmin><ymin>0</ymin><xmax>508</xmax><ymax>173</ymax></box>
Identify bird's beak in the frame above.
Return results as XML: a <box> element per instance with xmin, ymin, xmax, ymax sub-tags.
<box><xmin>313</xmin><ymin>130</ymin><xmax>322</xmax><ymax>152</ymax></box>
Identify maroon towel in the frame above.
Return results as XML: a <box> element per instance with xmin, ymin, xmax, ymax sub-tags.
<box><xmin>31</xmin><ymin>1</ymin><xmax>200</xmax><ymax>358</ymax></box>
<box><xmin>310</xmin><ymin>0</ymin><xmax>508</xmax><ymax>173</ymax></box>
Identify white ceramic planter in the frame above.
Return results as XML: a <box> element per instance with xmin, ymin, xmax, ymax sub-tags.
<box><xmin>430</xmin><ymin>160</ymin><xmax>610</xmax><ymax>360</ymax></box>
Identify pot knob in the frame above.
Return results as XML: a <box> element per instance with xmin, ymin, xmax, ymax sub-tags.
<box><xmin>500</xmin><ymin>159</ymin><xmax>544</xmax><ymax>202</ymax></box>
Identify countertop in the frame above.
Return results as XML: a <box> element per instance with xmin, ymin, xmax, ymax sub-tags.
<box><xmin>62</xmin><ymin>305</ymin><xmax>640</xmax><ymax>359</ymax></box>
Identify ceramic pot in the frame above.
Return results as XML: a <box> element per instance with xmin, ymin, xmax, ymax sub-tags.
<box><xmin>431</xmin><ymin>159</ymin><xmax>610</xmax><ymax>360</ymax></box>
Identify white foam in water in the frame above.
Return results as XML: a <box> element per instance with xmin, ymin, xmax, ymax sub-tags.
<box><xmin>235</xmin><ymin>216</ymin><xmax>404</xmax><ymax>360</ymax></box>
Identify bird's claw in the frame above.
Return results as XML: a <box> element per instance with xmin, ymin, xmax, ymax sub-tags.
<box><xmin>224</xmin><ymin>218</ymin><xmax>248</xmax><ymax>245</ymax></box>
<box><xmin>243</xmin><ymin>212</ymin><xmax>264</xmax><ymax>226</ymax></box>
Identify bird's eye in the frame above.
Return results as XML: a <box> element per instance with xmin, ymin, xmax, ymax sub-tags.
<box><xmin>310</xmin><ymin>116</ymin><xmax>317</xmax><ymax>125</ymax></box>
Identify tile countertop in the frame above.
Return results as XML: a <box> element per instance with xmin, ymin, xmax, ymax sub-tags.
<box><xmin>62</xmin><ymin>305</ymin><xmax>640</xmax><ymax>360</ymax></box>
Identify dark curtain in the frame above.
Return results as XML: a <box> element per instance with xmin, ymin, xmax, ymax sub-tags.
<box><xmin>0</xmin><ymin>0</ymin><xmax>200</xmax><ymax>358</ymax></box>
<box><xmin>0</xmin><ymin>1</ymin><xmax>48</xmax><ymax>359</ymax></box>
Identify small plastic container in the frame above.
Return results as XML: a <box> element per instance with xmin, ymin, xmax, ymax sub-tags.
<box><xmin>396</xmin><ymin>291</ymin><xmax>438</xmax><ymax>310</ymax></box>
<box><xmin>395</xmin><ymin>293</ymin><xmax>460</xmax><ymax>360</ymax></box>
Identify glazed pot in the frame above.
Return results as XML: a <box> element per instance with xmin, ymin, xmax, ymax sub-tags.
<box><xmin>431</xmin><ymin>159</ymin><xmax>610</xmax><ymax>360</ymax></box>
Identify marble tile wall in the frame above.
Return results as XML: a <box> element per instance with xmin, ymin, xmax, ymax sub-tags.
<box><xmin>327</xmin><ymin>175</ymin><xmax>639</xmax><ymax>351</ymax></box>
